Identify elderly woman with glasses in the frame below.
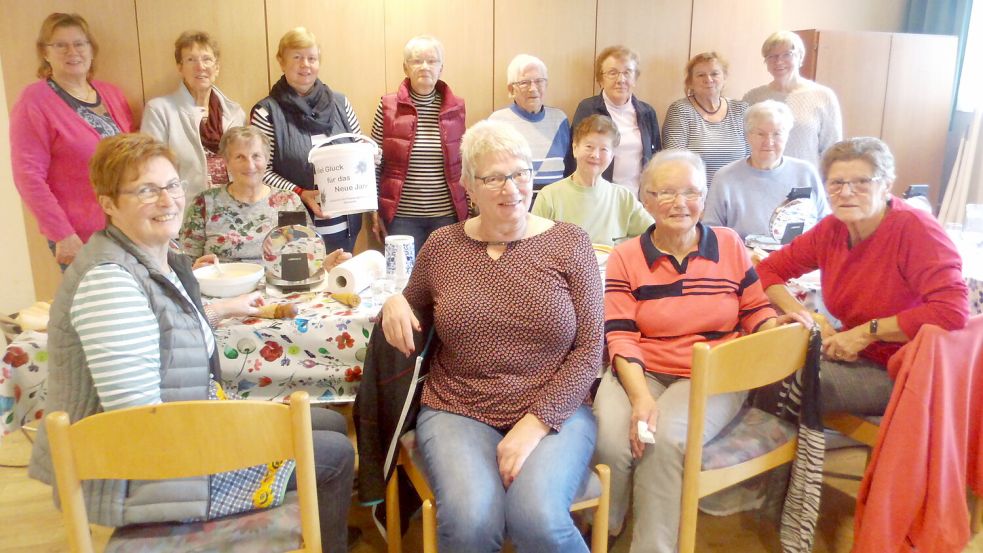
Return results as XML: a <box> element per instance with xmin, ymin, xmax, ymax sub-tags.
<box><xmin>567</xmin><ymin>45</ymin><xmax>661</xmax><ymax>198</ymax></box>
<box><xmin>142</xmin><ymin>31</ymin><xmax>245</xmax><ymax>199</ymax></box>
<box><xmin>381</xmin><ymin>120</ymin><xmax>603</xmax><ymax>552</ymax></box>
<box><xmin>489</xmin><ymin>54</ymin><xmax>570</xmax><ymax>202</ymax></box>
<box><xmin>10</xmin><ymin>12</ymin><xmax>133</xmax><ymax>268</ymax></box>
<box><xmin>369</xmin><ymin>35</ymin><xmax>467</xmax><ymax>253</ymax></box>
<box><xmin>594</xmin><ymin>150</ymin><xmax>806</xmax><ymax>551</ymax></box>
<box><xmin>662</xmin><ymin>51</ymin><xmax>749</xmax><ymax>183</ymax></box>
<box><xmin>703</xmin><ymin>99</ymin><xmax>828</xmax><ymax>240</ymax></box>
<box><xmin>28</xmin><ymin>133</ymin><xmax>356</xmax><ymax>551</ymax></box>
<box><xmin>757</xmin><ymin>137</ymin><xmax>968</xmax><ymax>416</ymax></box>
<box><xmin>744</xmin><ymin>31</ymin><xmax>842</xmax><ymax>168</ymax></box>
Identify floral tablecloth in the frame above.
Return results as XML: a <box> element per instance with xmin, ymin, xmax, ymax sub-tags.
<box><xmin>1</xmin><ymin>292</ymin><xmax>377</xmax><ymax>440</ymax></box>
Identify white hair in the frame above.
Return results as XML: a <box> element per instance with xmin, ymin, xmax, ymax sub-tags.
<box><xmin>506</xmin><ymin>54</ymin><xmax>548</xmax><ymax>84</ymax></box>
<box><xmin>641</xmin><ymin>149</ymin><xmax>707</xmax><ymax>194</ymax></box>
<box><xmin>460</xmin><ymin>120</ymin><xmax>533</xmax><ymax>183</ymax></box>
<box><xmin>403</xmin><ymin>35</ymin><xmax>444</xmax><ymax>64</ymax></box>
<box><xmin>744</xmin><ymin>99</ymin><xmax>794</xmax><ymax>135</ymax></box>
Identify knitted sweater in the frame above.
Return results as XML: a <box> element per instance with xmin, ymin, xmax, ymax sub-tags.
<box><xmin>488</xmin><ymin>103</ymin><xmax>570</xmax><ymax>198</ymax></box>
<box><xmin>531</xmin><ymin>175</ymin><xmax>653</xmax><ymax>245</ymax></box>
<box><xmin>743</xmin><ymin>80</ymin><xmax>842</xmax><ymax>168</ymax></box>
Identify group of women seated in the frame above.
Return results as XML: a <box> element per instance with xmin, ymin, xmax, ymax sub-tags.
<box><xmin>12</xmin><ymin>11</ymin><xmax>971</xmax><ymax>553</ymax></box>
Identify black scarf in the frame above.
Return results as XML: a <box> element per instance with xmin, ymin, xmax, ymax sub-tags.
<box><xmin>270</xmin><ymin>75</ymin><xmax>343</xmax><ymax>135</ymax></box>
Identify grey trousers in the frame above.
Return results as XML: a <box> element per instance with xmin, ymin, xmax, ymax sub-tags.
<box><xmin>593</xmin><ymin>370</ymin><xmax>746</xmax><ymax>553</ymax></box>
<box><xmin>820</xmin><ymin>358</ymin><xmax>894</xmax><ymax>415</ymax></box>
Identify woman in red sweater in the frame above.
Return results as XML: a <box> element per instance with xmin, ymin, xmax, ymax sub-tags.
<box><xmin>757</xmin><ymin>137</ymin><xmax>969</xmax><ymax>415</ymax></box>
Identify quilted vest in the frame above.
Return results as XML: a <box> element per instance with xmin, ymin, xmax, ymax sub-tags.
<box><xmin>29</xmin><ymin>225</ymin><xmax>217</xmax><ymax>527</ymax></box>
<box><xmin>378</xmin><ymin>79</ymin><xmax>468</xmax><ymax>224</ymax></box>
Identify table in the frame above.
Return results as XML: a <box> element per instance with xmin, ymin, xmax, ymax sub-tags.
<box><xmin>1</xmin><ymin>291</ymin><xmax>378</xmax><ymax>440</ymax></box>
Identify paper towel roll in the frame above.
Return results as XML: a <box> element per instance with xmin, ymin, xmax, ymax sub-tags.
<box><xmin>327</xmin><ymin>250</ymin><xmax>386</xmax><ymax>294</ymax></box>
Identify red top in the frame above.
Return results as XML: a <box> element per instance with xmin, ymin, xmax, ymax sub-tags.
<box><xmin>757</xmin><ymin>196</ymin><xmax>969</xmax><ymax>366</ymax></box>
<box><xmin>403</xmin><ymin>222</ymin><xmax>603</xmax><ymax>430</ymax></box>
<box><xmin>605</xmin><ymin>223</ymin><xmax>777</xmax><ymax>377</ymax></box>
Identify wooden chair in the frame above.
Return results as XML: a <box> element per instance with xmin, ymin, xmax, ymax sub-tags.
<box><xmin>384</xmin><ymin>431</ymin><xmax>611</xmax><ymax>553</ymax></box>
<box><xmin>824</xmin><ymin>412</ymin><xmax>983</xmax><ymax>534</ymax></box>
<box><xmin>46</xmin><ymin>391</ymin><xmax>321</xmax><ymax>553</ymax></box>
<box><xmin>679</xmin><ymin>323</ymin><xmax>811</xmax><ymax>553</ymax></box>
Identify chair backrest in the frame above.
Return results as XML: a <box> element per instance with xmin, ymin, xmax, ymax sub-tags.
<box><xmin>46</xmin><ymin>391</ymin><xmax>321</xmax><ymax>553</ymax></box>
<box><xmin>691</xmin><ymin>322</ymin><xmax>810</xmax><ymax>397</ymax></box>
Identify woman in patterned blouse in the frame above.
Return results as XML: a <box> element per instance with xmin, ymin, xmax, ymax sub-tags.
<box><xmin>381</xmin><ymin>120</ymin><xmax>604</xmax><ymax>552</ymax></box>
<box><xmin>180</xmin><ymin>125</ymin><xmax>349</xmax><ymax>269</ymax></box>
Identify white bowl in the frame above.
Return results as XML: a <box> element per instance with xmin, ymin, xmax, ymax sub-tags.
<box><xmin>193</xmin><ymin>262</ymin><xmax>264</xmax><ymax>297</ymax></box>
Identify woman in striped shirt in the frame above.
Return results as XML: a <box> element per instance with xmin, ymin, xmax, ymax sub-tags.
<box><xmin>370</xmin><ymin>35</ymin><xmax>468</xmax><ymax>254</ymax></box>
<box><xmin>251</xmin><ymin>27</ymin><xmax>364</xmax><ymax>253</ymax></box>
<box><xmin>661</xmin><ymin>52</ymin><xmax>749</xmax><ymax>184</ymax></box>
<box><xmin>29</xmin><ymin>133</ymin><xmax>356</xmax><ymax>550</ymax></box>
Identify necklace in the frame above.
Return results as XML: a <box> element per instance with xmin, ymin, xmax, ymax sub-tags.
<box><xmin>484</xmin><ymin>240</ymin><xmax>510</xmax><ymax>247</ymax></box>
<box><xmin>691</xmin><ymin>95</ymin><xmax>723</xmax><ymax>115</ymax></box>
<box><xmin>59</xmin><ymin>81</ymin><xmax>96</xmax><ymax>103</ymax></box>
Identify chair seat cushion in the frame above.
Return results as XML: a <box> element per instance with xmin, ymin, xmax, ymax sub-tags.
<box><xmin>701</xmin><ymin>406</ymin><xmax>797</xmax><ymax>471</ymax></box>
<box><xmin>105</xmin><ymin>491</ymin><xmax>302</xmax><ymax>553</ymax></box>
<box><xmin>398</xmin><ymin>430</ymin><xmax>602</xmax><ymax>505</ymax></box>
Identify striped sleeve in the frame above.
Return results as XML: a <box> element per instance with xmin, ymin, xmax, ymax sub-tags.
<box><xmin>69</xmin><ymin>264</ymin><xmax>163</xmax><ymax>411</ymax></box>
<box><xmin>371</xmin><ymin>99</ymin><xmax>385</xmax><ymax>184</ymax></box>
<box><xmin>250</xmin><ymin>105</ymin><xmax>297</xmax><ymax>192</ymax></box>
<box><xmin>343</xmin><ymin>96</ymin><xmax>362</xmax><ymax>135</ymax></box>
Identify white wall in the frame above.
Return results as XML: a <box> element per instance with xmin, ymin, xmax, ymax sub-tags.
<box><xmin>0</xmin><ymin>54</ymin><xmax>37</xmax><ymax>313</ymax></box>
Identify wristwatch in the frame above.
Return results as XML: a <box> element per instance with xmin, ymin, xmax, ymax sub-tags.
<box><xmin>868</xmin><ymin>318</ymin><xmax>879</xmax><ymax>337</ymax></box>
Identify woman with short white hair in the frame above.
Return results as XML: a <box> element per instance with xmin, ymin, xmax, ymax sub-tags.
<box><xmin>704</xmin><ymin>99</ymin><xmax>828</xmax><ymax>239</ymax></box>
<box><xmin>744</xmin><ymin>31</ymin><xmax>842</xmax><ymax>168</ymax></box>
<box><xmin>489</xmin><ymin>54</ymin><xmax>570</xmax><ymax>199</ymax></box>
<box><xmin>370</xmin><ymin>35</ymin><xmax>468</xmax><ymax>253</ymax></box>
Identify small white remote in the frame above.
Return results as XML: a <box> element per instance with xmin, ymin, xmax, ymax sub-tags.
<box><xmin>637</xmin><ymin>420</ymin><xmax>656</xmax><ymax>444</ymax></box>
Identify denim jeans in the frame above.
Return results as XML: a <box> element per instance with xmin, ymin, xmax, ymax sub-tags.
<box><xmin>286</xmin><ymin>407</ymin><xmax>355</xmax><ymax>553</ymax></box>
<box><xmin>415</xmin><ymin>405</ymin><xmax>596</xmax><ymax>553</ymax></box>
<box><xmin>387</xmin><ymin>215</ymin><xmax>458</xmax><ymax>255</ymax></box>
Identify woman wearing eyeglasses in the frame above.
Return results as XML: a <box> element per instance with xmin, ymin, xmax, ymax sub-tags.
<box><xmin>381</xmin><ymin>120</ymin><xmax>603</xmax><ymax>552</ymax></box>
<box><xmin>757</xmin><ymin>137</ymin><xmax>968</xmax><ymax>416</ymax></box>
<box><xmin>10</xmin><ymin>12</ymin><xmax>133</xmax><ymax>269</ymax></box>
<box><xmin>369</xmin><ymin>35</ymin><xmax>468</xmax><ymax>254</ymax></box>
<box><xmin>488</xmin><ymin>54</ymin><xmax>570</xmax><ymax>202</ymax></box>
<box><xmin>744</xmin><ymin>31</ymin><xmax>842</xmax><ymax>169</ymax></box>
<box><xmin>29</xmin><ymin>133</ymin><xmax>357</xmax><ymax>552</ymax></box>
<box><xmin>142</xmin><ymin>31</ymin><xmax>245</xmax><ymax>200</ymax></box>
<box><xmin>566</xmin><ymin>45</ymin><xmax>661</xmax><ymax>199</ymax></box>
<box><xmin>594</xmin><ymin>149</ymin><xmax>807</xmax><ymax>551</ymax></box>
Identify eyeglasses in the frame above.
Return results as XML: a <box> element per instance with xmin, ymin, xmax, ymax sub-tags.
<box><xmin>475</xmin><ymin>168</ymin><xmax>533</xmax><ymax>190</ymax></box>
<box><xmin>47</xmin><ymin>40</ymin><xmax>90</xmax><ymax>54</ymax></box>
<box><xmin>602</xmin><ymin>69</ymin><xmax>635</xmax><ymax>81</ymax></box>
<box><xmin>408</xmin><ymin>57</ymin><xmax>441</xmax><ymax>67</ymax></box>
<box><xmin>182</xmin><ymin>55</ymin><xmax>217</xmax><ymax>68</ymax></box>
<box><xmin>120</xmin><ymin>180</ymin><xmax>187</xmax><ymax>204</ymax></box>
<box><xmin>513</xmin><ymin>78</ymin><xmax>547</xmax><ymax>89</ymax></box>
<box><xmin>826</xmin><ymin>177</ymin><xmax>879</xmax><ymax>195</ymax></box>
<box><xmin>646</xmin><ymin>188</ymin><xmax>704</xmax><ymax>204</ymax></box>
<box><xmin>765</xmin><ymin>51</ymin><xmax>795</xmax><ymax>64</ymax></box>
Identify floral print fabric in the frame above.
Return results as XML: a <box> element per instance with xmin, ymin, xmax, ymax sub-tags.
<box><xmin>180</xmin><ymin>185</ymin><xmax>309</xmax><ymax>263</ymax></box>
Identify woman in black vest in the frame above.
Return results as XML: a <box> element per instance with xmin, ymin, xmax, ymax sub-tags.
<box><xmin>251</xmin><ymin>27</ymin><xmax>364</xmax><ymax>253</ymax></box>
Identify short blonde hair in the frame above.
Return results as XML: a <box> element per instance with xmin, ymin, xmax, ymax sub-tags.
<box><xmin>36</xmin><ymin>13</ymin><xmax>99</xmax><ymax>79</ymax></box>
<box><xmin>219</xmin><ymin>126</ymin><xmax>270</xmax><ymax>159</ymax></box>
<box><xmin>173</xmin><ymin>30</ymin><xmax>220</xmax><ymax>64</ymax></box>
<box><xmin>90</xmin><ymin>133</ymin><xmax>176</xmax><ymax>201</ymax></box>
<box><xmin>761</xmin><ymin>31</ymin><xmax>805</xmax><ymax>67</ymax></box>
<box><xmin>460</xmin><ymin>120</ymin><xmax>532</xmax><ymax>184</ymax></box>
<box><xmin>595</xmin><ymin>45</ymin><xmax>640</xmax><ymax>84</ymax></box>
<box><xmin>684</xmin><ymin>52</ymin><xmax>728</xmax><ymax>95</ymax></box>
<box><xmin>403</xmin><ymin>35</ymin><xmax>444</xmax><ymax>64</ymax></box>
<box><xmin>277</xmin><ymin>27</ymin><xmax>318</xmax><ymax>60</ymax></box>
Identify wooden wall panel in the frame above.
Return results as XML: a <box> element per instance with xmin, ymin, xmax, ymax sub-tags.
<box><xmin>384</xmin><ymin>0</ymin><xmax>494</xmax><ymax>126</ymax></box>
<box><xmin>0</xmin><ymin>0</ymin><xmax>143</xmax><ymax>301</ymax></box>
<box><xmin>265</xmin><ymin>0</ymin><xmax>386</xmax><ymax>133</ymax></box>
<box><xmin>881</xmin><ymin>33</ymin><xmax>958</xmax><ymax>203</ymax></box>
<box><xmin>596</xmin><ymin>0</ymin><xmax>693</xmax><ymax>124</ymax></box>
<box><xmin>492</xmin><ymin>0</ymin><xmax>596</xmax><ymax>121</ymax></box>
<box><xmin>813</xmin><ymin>31</ymin><xmax>891</xmax><ymax>139</ymax></box>
<box><xmin>690</xmin><ymin>0</ymin><xmax>780</xmax><ymax>104</ymax></box>
<box><xmin>135</xmin><ymin>0</ymin><xmax>270</xmax><ymax>116</ymax></box>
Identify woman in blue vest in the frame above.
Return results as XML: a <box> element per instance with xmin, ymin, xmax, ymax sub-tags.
<box><xmin>252</xmin><ymin>27</ymin><xmax>364</xmax><ymax>253</ymax></box>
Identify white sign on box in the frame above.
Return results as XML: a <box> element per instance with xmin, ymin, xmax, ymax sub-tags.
<box><xmin>309</xmin><ymin>133</ymin><xmax>379</xmax><ymax>218</ymax></box>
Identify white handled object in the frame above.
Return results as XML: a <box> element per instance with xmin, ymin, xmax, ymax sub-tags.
<box><xmin>637</xmin><ymin>420</ymin><xmax>656</xmax><ymax>444</ymax></box>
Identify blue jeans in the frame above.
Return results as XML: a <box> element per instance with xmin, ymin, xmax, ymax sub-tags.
<box><xmin>387</xmin><ymin>215</ymin><xmax>458</xmax><ymax>255</ymax></box>
<box><xmin>415</xmin><ymin>405</ymin><xmax>596</xmax><ymax>553</ymax></box>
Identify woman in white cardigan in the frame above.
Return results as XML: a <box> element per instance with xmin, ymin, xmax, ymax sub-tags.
<box><xmin>142</xmin><ymin>31</ymin><xmax>245</xmax><ymax>199</ymax></box>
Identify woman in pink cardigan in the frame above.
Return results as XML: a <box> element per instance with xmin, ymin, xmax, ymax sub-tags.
<box><xmin>10</xmin><ymin>13</ymin><xmax>133</xmax><ymax>268</ymax></box>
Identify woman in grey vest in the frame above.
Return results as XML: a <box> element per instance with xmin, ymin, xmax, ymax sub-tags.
<box><xmin>28</xmin><ymin>133</ymin><xmax>355</xmax><ymax>552</ymax></box>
